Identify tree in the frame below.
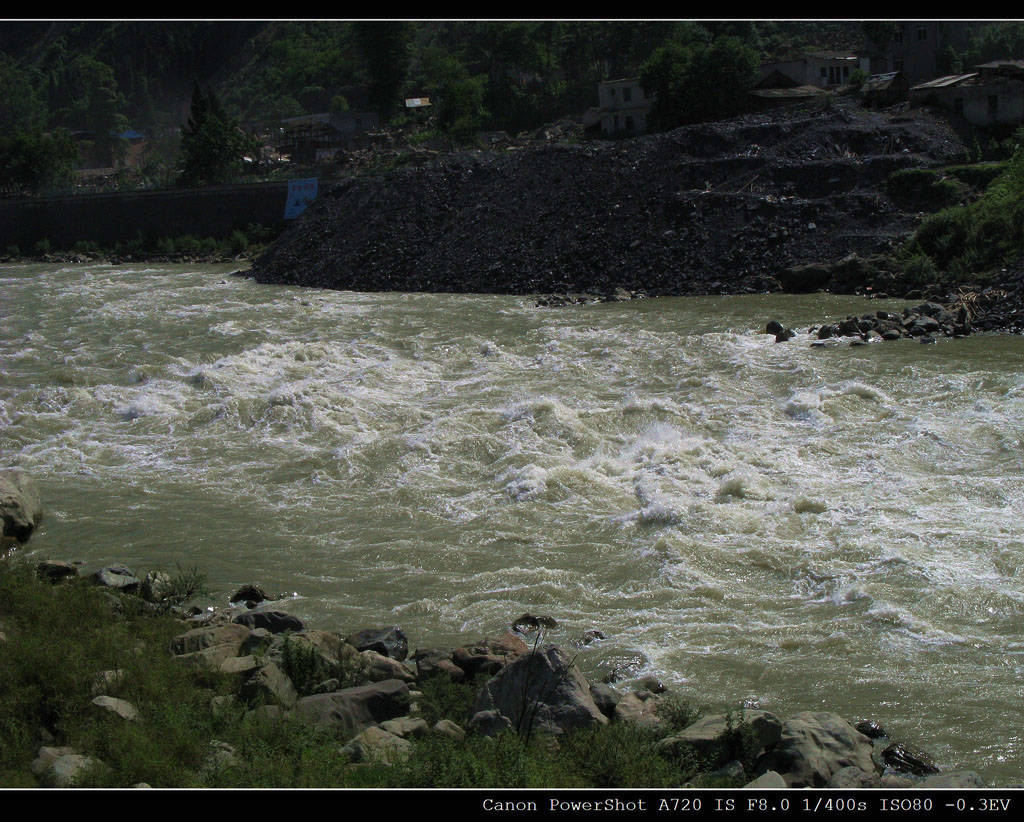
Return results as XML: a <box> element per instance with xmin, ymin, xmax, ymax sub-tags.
<box><xmin>0</xmin><ymin>129</ymin><xmax>78</xmax><ymax>194</ymax></box>
<box><xmin>354</xmin><ymin>21</ymin><xmax>412</xmax><ymax>122</ymax></box>
<box><xmin>178</xmin><ymin>82</ymin><xmax>256</xmax><ymax>187</ymax></box>
<box><xmin>641</xmin><ymin>35</ymin><xmax>759</xmax><ymax>132</ymax></box>
<box><xmin>51</xmin><ymin>55</ymin><xmax>129</xmax><ymax>168</ymax></box>
<box><xmin>0</xmin><ymin>56</ymin><xmax>45</xmax><ymax>133</ymax></box>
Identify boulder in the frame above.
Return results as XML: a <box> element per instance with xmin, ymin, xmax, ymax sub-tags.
<box><xmin>413</xmin><ymin>647</ymin><xmax>465</xmax><ymax>682</ymax></box>
<box><xmin>658</xmin><ymin>710</ymin><xmax>782</xmax><ymax>764</ymax></box>
<box><xmin>170</xmin><ymin>623</ymin><xmax>251</xmax><ymax>671</ymax></box>
<box><xmin>230</xmin><ymin>583</ymin><xmax>271</xmax><ymax>605</ymax></box>
<box><xmin>91</xmin><ymin>695</ymin><xmax>140</xmax><ymax>722</ymax></box>
<box><xmin>171</xmin><ymin>622</ymin><xmax>252</xmax><ymax>656</ymax></box>
<box><xmin>472</xmin><ymin>644</ymin><xmax>608</xmax><ymax>737</ymax></box>
<box><xmin>921</xmin><ymin>771</ymin><xmax>985</xmax><ymax>788</ymax></box>
<box><xmin>32</xmin><ymin>747</ymin><xmax>103</xmax><ymax>787</ymax></box>
<box><xmin>36</xmin><ymin>559</ymin><xmax>78</xmax><ymax>583</ymax></box>
<box><xmin>827</xmin><ymin>766</ymin><xmax>881</xmax><ymax>788</ymax></box>
<box><xmin>467</xmin><ymin>709</ymin><xmax>514</xmax><ymax>738</ymax></box>
<box><xmin>341</xmin><ymin>726</ymin><xmax>413</xmax><ymax>764</ymax></box>
<box><xmin>881</xmin><ymin>740</ymin><xmax>940</xmax><ymax>776</ymax></box>
<box><xmin>232</xmin><ymin>610</ymin><xmax>305</xmax><ymax>634</ymax></box>
<box><xmin>0</xmin><ymin>469</ymin><xmax>43</xmax><ymax>543</ymax></box>
<box><xmin>345</xmin><ymin>626</ymin><xmax>409</xmax><ymax>661</ymax></box>
<box><xmin>379</xmin><ymin>716</ymin><xmax>429</xmax><ymax>739</ymax></box>
<box><xmin>452</xmin><ymin>633</ymin><xmax>529</xmax><ymax>678</ymax></box>
<box><xmin>614</xmin><ymin>691</ymin><xmax>662</xmax><ymax>728</ymax></box>
<box><xmin>432</xmin><ymin>719</ymin><xmax>466</xmax><ymax>741</ymax></box>
<box><xmin>361</xmin><ymin>649</ymin><xmax>416</xmax><ymax>683</ymax></box>
<box><xmin>293</xmin><ymin>679</ymin><xmax>411</xmax><ymax>738</ymax></box>
<box><xmin>239</xmin><ymin>660</ymin><xmax>298</xmax><ymax>709</ymax></box>
<box><xmin>140</xmin><ymin>570</ymin><xmax>175</xmax><ymax>604</ymax></box>
<box><xmin>744</xmin><ymin>770</ymin><xmax>787</xmax><ymax>788</ymax></box>
<box><xmin>92</xmin><ymin>564</ymin><xmax>140</xmax><ymax>592</ymax></box>
<box><xmin>589</xmin><ymin>682</ymin><xmax>620</xmax><ymax>718</ymax></box>
<box><xmin>753</xmin><ymin>711</ymin><xmax>876</xmax><ymax>788</ymax></box>
<box><xmin>778</xmin><ymin>262</ymin><xmax>831</xmax><ymax>293</ymax></box>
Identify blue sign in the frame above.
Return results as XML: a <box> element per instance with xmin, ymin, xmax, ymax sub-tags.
<box><xmin>284</xmin><ymin>178</ymin><xmax>318</xmax><ymax>219</ymax></box>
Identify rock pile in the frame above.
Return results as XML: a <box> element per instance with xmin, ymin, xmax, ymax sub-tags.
<box><xmin>247</xmin><ymin>100</ymin><xmax>968</xmax><ymax>300</ymax></box>
<box><xmin>768</xmin><ymin>289</ymin><xmax>1024</xmax><ymax>346</ymax></box>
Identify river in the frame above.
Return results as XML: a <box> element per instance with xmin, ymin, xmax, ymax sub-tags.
<box><xmin>2</xmin><ymin>262</ymin><xmax>1023</xmax><ymax>783</ymax></box>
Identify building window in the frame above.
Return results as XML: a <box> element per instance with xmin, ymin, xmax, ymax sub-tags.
<box><xmin>613</xmin><ymin>114</ymin><xmax>620</xmax><ymax>130</ymax></box>
<box><xmin>989</xmin><ymin>95</ymin><xmax>999</xmax><ymax>117</ymax></box>
<box><xmin>917</xmin><ymin>25</ymin><xmax>928</xmax><ymax>41</ymax></box>
<box><xmin>821</xmin><ymin>67</ymin><xmax>828</xmax><ymax>81</ymax></box>
<box><xmin>625</xmin><ymin>115</ymin><xmax>635</xmax><ymax>131</ymax></box>
<box><xmin>623</xmin><ymin>86</ymin><xmax>632</xmax><ymax>102</ymax></box>
<box><xmin>894</xmin><ymin>27</ymin><xmax>904</xmax><ymax>44</ymax></box>
<box><xmin>843</xmin><ymin>65</ymin><xmax>850</xmax><ymax>80</ymax></box>
<box><xmin>893</xmin><ymin>58</ymin><xmax>904</xmax><ymax>73</ymax></box>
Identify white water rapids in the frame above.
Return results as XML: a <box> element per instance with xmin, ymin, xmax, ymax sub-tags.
<box><xmin>2</xmin><ymin>262</ymin><xmax>1024</xmax><ymax>782</ymax></box>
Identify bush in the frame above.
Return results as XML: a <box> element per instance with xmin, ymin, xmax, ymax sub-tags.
<box><xmin>900</xmin><ymin>148</ymin><xmax>1024</xmax><ymax>279</ymax></box>
<box><xmin>900</xmin><ymin>252</ymin><xmax>940</xmax><ymax>287</ymax></box>
<box><xmin>887</xmin><ymin>168</ymin><xmax>968</xmax><ymax>210</ymax></box>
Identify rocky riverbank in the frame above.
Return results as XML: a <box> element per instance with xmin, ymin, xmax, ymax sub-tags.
<box><xmin>17</xmin><ymin>554</ymin><xmax>994</xmax><ymax>789</ymax></box>
<box><xmin>764</xmin><ymin>288</ymin><xmax>1024</xmax><ymax>348</ymax></box>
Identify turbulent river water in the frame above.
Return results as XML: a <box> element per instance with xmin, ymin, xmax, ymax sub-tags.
<box><xmin>3</xmin><ymin>262</ymin><xmax>1024</xmax><ymax>782</ymax></box>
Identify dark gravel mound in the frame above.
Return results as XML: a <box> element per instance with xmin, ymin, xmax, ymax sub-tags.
<box><xmin>249</xmin><ymin>101</ymin><xmax>968</xmax><ymax>297</ymax></box>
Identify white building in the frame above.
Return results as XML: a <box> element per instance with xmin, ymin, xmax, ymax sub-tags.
<box><xmin>597</xmin><ymin>78</ymin><xmax>652</xmax><ymax>135</ymax></box>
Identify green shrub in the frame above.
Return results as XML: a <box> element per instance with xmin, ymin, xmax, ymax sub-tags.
<box><xmin>657</xmin><ymin>691</ymin><xmax>702</xmax><ymax>733</ymax></box>
<box><xmin>900</xmin><ymin>252</ymin><xmax>940</xmax><ymax>287</ymax></box>
<box><xmin>901</xmin><ymin>148</ymin><xmax>1024</xmax><ymax>279</ymax></box>
<box><xmin>415</xmin><ymin>672</ymin><xmax>488</xmax><ymax>726</ymax></box>
<box><xmin>887</xmin><ymin>168</ymin><xmax>968</xmax><ymax>210</ymax></box>
<box><xmin>278</xmin><ymin>636</ymin><xmax>333</xmax><ymax>696</ymax></box>
<box><xmin>944</xmin><ymin>161</ymin><xmax>1008</xmax><ymax>190</ymax></box>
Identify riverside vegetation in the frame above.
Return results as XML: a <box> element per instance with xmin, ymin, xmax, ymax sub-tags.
<box><xmin>0</xmin><ymin>468</ymin><xmax>993</xmax><ymax>789</ymax></box>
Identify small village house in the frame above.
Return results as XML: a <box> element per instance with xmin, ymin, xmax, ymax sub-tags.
<box><xmin>909</xmin><ymin>61</ymin><xmax>1024</xmax><ymax>127</ymax></box>
<box><xmin>597</xmin><ymin>78</ymin><xmax>651</xmax><ymax>136</ymax></box>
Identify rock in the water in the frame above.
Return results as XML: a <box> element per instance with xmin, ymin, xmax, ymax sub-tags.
<box><xmin>93</xmin><ymin>564</ymin><xmax>140</xmax><ymax>592</ymax></box>
<box><xmin>882</xmin><ymin>741</ymin><xmax>940</xmax><ymax>776</ymax></box>
<box><xmin>232</xmin><ymin>610</ymin><xmax>305</xmax><ymax>634</ymax></box>
<box><xmin>0</xmin><ymin>470</ymin><xmax>43</xmax><ymax>544</ymax></box>
<box><xmin>230</xmin><ymin>583</ymin><xmax>271</xmax><ymax>605</ymax></box>
<box><xmin>345</xmin><ymin>626</ymin><xmax>409</xmax><ymax>661</ymax></box>
<box><xmin>36</xmin><ymin>559</ymin><xmax>78</xmax><ymax>583</ymax></box>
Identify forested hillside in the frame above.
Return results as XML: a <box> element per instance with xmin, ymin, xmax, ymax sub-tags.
<box><xmin>2</xmin><ymin>20</ymin><xmax>1023</xmax><ymax>195</ymax></box>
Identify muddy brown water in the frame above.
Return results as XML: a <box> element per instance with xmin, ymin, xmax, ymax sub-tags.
<box><xmin>3</xmin><ymin>262</ymin><xmax>1023</xmax><ymax>783</ymax></box>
